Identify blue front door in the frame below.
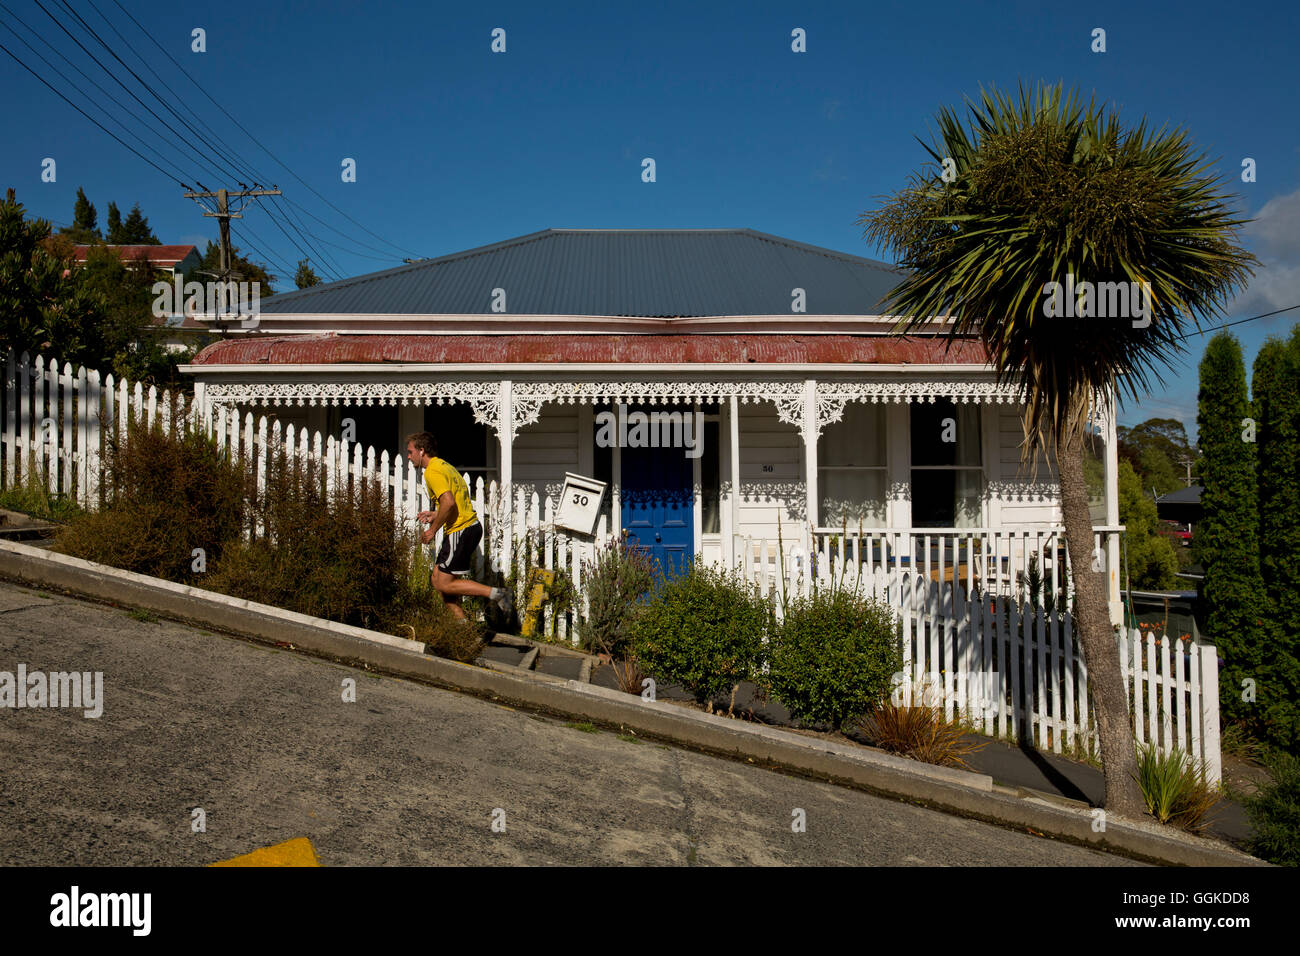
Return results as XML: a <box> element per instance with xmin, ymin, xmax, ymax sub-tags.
<box><xmin>621</xmin><ymin>439</ymin><xmax>694</xmax><ymax>577</ymax></box>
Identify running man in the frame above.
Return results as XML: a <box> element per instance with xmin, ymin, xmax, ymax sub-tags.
<box><xmin>405</xmin><ymin>432</ymin><xmax>513</xmax><ymax>623</ymax></box>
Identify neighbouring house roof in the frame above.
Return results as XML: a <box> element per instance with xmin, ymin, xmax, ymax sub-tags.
<box><xmin>73</xmin><ymin>244</ymin><xmax>201</xmax><ymax>269</ymax></box>
<box><xmin>1156</xmin><ymin>486</ymin><xmax>1201</xmax><ymax>506</ymax></box>
<box><xmin>257</xmin><ymin>228</ymin><xmax>907</xmax><ymax>317</ymax></box>
<box><xmin>154</xmin><ymin>312</ymin><xmax>212</xmax><ymax>332</ymax></box>
<box><xmin>189</xmin><ymin>333</ymin><xmax>989</xmax><ymax>367</ymax></box>
<box><xmin>1156</xmin><ymin>485</ymin><xmax>1201</xmax><ymax>524</ymax></box>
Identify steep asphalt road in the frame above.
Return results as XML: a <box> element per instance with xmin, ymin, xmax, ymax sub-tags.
<box><xmin>0</xmin><ymin>580</ymin><xmax>1141</xmax><ymax>866</ymax></box>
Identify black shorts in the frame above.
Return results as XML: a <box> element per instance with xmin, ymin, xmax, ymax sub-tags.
<box><xmin>436</xmin><ymin>521</ymin><xmax>482</xmax><ymax>576</ymax></box>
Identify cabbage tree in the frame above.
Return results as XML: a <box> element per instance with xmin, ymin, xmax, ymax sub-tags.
<box><xmin>859</xmin><ymin>84</ymin><xmax>1256</xmax><ymax>816</ymax></box>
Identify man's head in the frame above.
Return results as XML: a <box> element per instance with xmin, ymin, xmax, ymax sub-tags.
<box><xmin>404</xmin><ymin>431</ymin><xmax>437</xmax><ymax>468</ymax></box>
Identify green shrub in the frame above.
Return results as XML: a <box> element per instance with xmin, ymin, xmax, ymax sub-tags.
<box><xmin>765</xmin><ymin>587</ymin><xmax>903</xmax><ymax>729</ymax></box>
<box><xmin>207</xmin><ymin>453</ymin><xmax>407</xmax><ymax>628</ymax></box>
<box><xmin>51</xmin><ymin>412</ymin><xmax>243</xmax><ymax>583</ymax></box>
<box><xmin>1241</xmin><ymin>752</ymin><xmax>1300</xmax><ymax>866</ymax></box>
<box><xmin>1221</xmin><ymin>720</ymin><xmax>1265</xmax><ymax>762</ymax></box>
<box><xmin>578</xmin><ymin>534</ymin><xmax>657</xmax><ymax>657</ymax></box>
<box><xmin>375</xmin><ymin>588</ymin><xmax>486</xmax><ymax>663</ymax></box>
<box><xmin>629</xmin><ymin>562</ymin><xmax>770</xmax><ymax>704</ymax></box>
<box><xmin>0</xmin><ymin>459</ymin><xmax>85</xmax><ymax>524</ymax></box>
<box><xmin>1133</xmin><ymin>743</ymin><xmax>1220</xmax><ymax>832</ymax></box>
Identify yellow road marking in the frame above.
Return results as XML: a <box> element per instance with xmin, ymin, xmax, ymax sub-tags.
<box><xmin>210</xmin><ymin>837</ymin><xmax>321</xmax><ymax>867</ymax></box>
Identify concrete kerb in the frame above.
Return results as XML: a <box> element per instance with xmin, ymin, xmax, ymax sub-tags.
<box><xmin>0</xmin><ymin>539</ymin><xmax>1264</xmax><ymax>868</ymax></box>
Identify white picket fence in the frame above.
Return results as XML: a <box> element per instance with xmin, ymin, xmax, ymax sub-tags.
<box><xmin>0</xmin><ymin>350</ymin><xmax>604</xmax><ymax>640</ymax></box>
<box><xmin>0</xmin><ymin>350</ymin><xmax>1222</xmax><ymax>778</ymax></box>
<box><xmin>733</xmin><ymin>527</ymin><xmax>1221</xmax><ymax>783</ymax></box>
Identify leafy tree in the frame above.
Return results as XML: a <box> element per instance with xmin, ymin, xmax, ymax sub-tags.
<box><xmin>1137</xmin><ymin>445</ymin><xmax>1181</xmax><ymax>497</ymax></box>
<box><xmin>198</xmin><ymin>240</ymin><xmax>276</xmax><ymax>296</ymax></box>
<box><xmin>1198</xmin><ymin>332</ymin><xmax>1269</xmax><ymax>737</ymax></box>
<box><xmin>1118</xmin><ymin>460</ymin><xmax>1179</xmax><ymax>590</ymax></box>
<box><xmin>294</xmin><ymin>258</ymin><xmax>321</xmax><ymax>289</ymax></box>
<box><xmin>859</xmin><ymin>83</ymin><xmax>1256</xmax><ymax>817</ymax></box>
<box><xmin>2</xmin><ymin>189</ymin><xmax>102</xmax><ymax>361</ymax></box>
<box><xmin>1118</xmin><ymin>417</ymin><xmax>1195</xmax><ymax>495</ymax></box>
<box><xmin>0</xmin><ymin>189</ymin><xmax>193</xmax><ymax>388</ymax></box>
<box><xmin>105</xmin><ymin>202</ymin><xmax>123</xmax><ymax>243</ymax></box>
<box><xmin>57</xmin><ymin>186</ymin><xmax>102</xmax><ymax>244</ymax></box>
<box><xmin>1252</xmin><ymin>329</ymin><xmax>1300</xmax><ymax>753</ymax></box>
<box><xmin>104</xmin><ymin>200</ymin><xmax>161</xmax><ymax>245</ymax></box>
<box><xmin>77</xmin><ymin>245</ymin><xmax>190</xmax><ymax>382</ymax></box>
<box><xmin>121</xmin><ymin>204</ymin><xmax>160</xmax><ymax>247</ymax></box>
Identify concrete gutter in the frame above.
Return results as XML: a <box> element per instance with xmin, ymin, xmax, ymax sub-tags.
<box><xmin>0</xmin><ymin>539</ymin><xmax>1265</xmax><ymax>868</ymax></box>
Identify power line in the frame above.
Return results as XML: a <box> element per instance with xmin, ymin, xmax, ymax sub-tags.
<box><xmin>31</xmin><ymin>0</ymin><xmax>246</xmax><ymax>186</ymax></box>
<box><xmin>268</xmin><ymin>196</ymin><xmax>346</xmax><ymax>277</ymax></box>
<box><xmin>1174</xmin><ymin>303</ymin><xmax>1300</xmax><ymax>341</ymax></box>
<box><xmin>69</xmin><ymin>0</ymin><xmax>369</xmax><ymax>279</ymax></box>
<box><xmin>229</xmin><ymin>221</ymin><xmax>294</xmax><ymax>280</ymax></box>
<box><xmin>257</xmin><ymin>198</ymin><xmax>339</xmax><ymax>282</ymax></box>
<box><xmin>0</xmin><ymin>38</ymin><xmax>183</xmax><ymax>186</ymax></box>
<box><xmin>18</xmin><ymin>0</ymin><xmax>414</xmax><ymax>275</ymax></box>
<box><xmin>262</xmin><ymin>196</ymin><xmax>344</xmax><ymax>281</ymax></box>
<box><xmin>106</xmin><ymin>0</ymin><xmax>423</xmax><ymax>261</ymax></box>
<box><xmin>46</xmin><ymin>0</ymin><xmax>256</xmax><ymax>187</ymax></box>
<box><xmin>278</xmin><ymin>195</ymin><xmax>410</xmax><ymax>262</ymax></box>
<box><xmin>24</xmin><ymin>0</ymin><xmax>315</xmax><ymax>283</ymax></box>
<box><xmin>77</xmin><ymin>0</ymin><xmax>276</xmax><ymax>189</ymax></box>
<box><xmin>0</xmin><ymin>6</ymin><xmax>208</xmax><ymax>185</ymax></box>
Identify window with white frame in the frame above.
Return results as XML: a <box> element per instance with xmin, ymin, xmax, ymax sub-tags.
<box><xmin>818</xmin><ymin>402</ymin><xmax>887</xmax><ymax>528</ymax></box>
<box><xmin>910</xmin><ymin>398</ymin><xmax>983</xmax><ymax>528</ymax></box>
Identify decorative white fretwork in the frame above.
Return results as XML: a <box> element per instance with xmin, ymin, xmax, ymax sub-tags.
<box><xmin>510</xmin><ymin>380</ymin><xmax>808</xmax><ymax>407</ymax></box>
<box><xmin>205</xmin><ymin>376</ymin><xmax>1029</xmax><ymax>441</ymax></box>
<box><xmin>204</xmin><ymin>380</ymin><xmax>502</xmax><ymax>410</ymax></box>
<box><xmin>510</xmin><ymin>398</ymin><xmax>546</xmax><ymax>440</ymax></box>
<box><xmin>816</xmin><ymin>379</ymin><xmax>1023</xmax><ymax>407</ymax></box>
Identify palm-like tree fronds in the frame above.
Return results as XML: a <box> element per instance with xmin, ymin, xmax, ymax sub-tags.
<box><xmin>860</xmin><ymin>82</ymin><xmax>1257</xmax><ymax>455</ymax></box>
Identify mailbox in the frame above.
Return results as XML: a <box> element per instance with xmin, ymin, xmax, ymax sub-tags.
<box><xmin>554</xmin><ymin>472</ymin><xmax>608</xmax><ymax>536</ymax></box>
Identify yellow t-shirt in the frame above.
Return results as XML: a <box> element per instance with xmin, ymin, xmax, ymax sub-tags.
<box><xmin>423</xmin><ymin>457</ymin><xmax>478</xmax><ymax>533</ymax></box>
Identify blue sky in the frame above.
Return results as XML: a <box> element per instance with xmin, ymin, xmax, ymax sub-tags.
<box><xmin>3</xmin><ymin>0</ymin><xmax>1297</xmax><ymax>440</ymax></box>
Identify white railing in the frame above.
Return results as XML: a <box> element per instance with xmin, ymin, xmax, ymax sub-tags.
<box><xmin>740</xmin><ymin>526</ymin><xmax>1120</xmax><ymax>607</ymax></box>
<box><xmin>732</xmin><ymin>526</ymin><xmax>1220</xmax><ymax>783</ymax></box>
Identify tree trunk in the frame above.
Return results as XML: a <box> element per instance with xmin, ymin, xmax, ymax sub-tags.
<box><xmin>1056</xmin><ymin>426</ymin><xmax>1145</xmax><ymax>819</ymax></box>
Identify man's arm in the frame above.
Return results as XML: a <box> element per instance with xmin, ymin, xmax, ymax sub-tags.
<box><xmin>420</xmin><ymin>491</ymin><xmax>459</xmax><ymax>543</ymax></box>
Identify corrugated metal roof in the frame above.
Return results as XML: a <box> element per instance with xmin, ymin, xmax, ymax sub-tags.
<box><xmin>190</xmin><ymin>333</ymin><xmax>988</xmax><ymax>366</ymax></box>
<box><xmin>260</xmin><ymin>229</ymin><xmax>905</xmax><ymax>317</ymax></box>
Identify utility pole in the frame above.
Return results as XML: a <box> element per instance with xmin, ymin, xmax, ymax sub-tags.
<box><xmin>183</xmin><ymin>185</ymin><xmax>281</xmax><ymax>280</ymax></box>
<box><xmin>182</xmin><ymin>185</ymin><xmax>280</xmax><ymax>332</ymax></box>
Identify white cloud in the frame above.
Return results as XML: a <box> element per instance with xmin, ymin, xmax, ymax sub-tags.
<box><xmin>1231</xmin><ymin>185</ymin><xmax>1300</xmax><ymax>313</ymax></box>
<box><xmin>811</xmin><ymin>153</ymin><xmax>847</xmax><ymax>183</ymax></box>
<box><xmin>1249</xmin><ymin>187</ymin><xmax>1300</xmax><ymax>257</ymax></box>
